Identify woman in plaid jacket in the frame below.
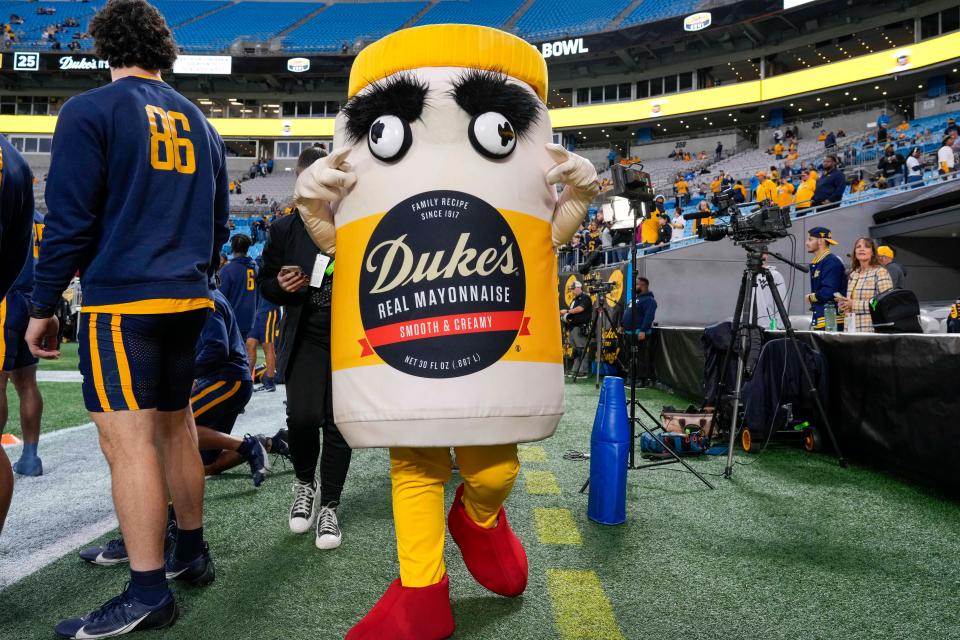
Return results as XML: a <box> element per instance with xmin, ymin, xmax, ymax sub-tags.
<box><xmin>837</xmin><ymin>237</ymin><xmax>894</xmax><ymax>332</ymax></box>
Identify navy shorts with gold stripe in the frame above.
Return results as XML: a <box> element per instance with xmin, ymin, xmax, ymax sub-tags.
<box><xmin>78</xmin><ymin>310</ymin><xmax>208</xmax><ymax>413</ymax></box>
<box><xmin>193</xmin><ymin>377</ymin><xmax>253</xmax><ymax>464</ymax></box>
<box><xmin>1</xmin><ymin>291</ymin><xmax>40</xmax><ymax>372</ymax></box>
<box><xmin>251</xmin><ymin>309</ymin><xmax>280</xmax><ymax>345</ymax></box>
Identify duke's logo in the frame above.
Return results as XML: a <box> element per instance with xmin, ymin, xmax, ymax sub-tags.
<box><xmin>358</xmin><ymin>190</ymin><xmax>528</xmax><ymax>379</ymax></box>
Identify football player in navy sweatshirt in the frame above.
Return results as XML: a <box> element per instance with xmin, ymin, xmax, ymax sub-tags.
<box><xmin>219</xmin><ymin>234</ymin><xmax>259</xmax><ymax>341</ymax></box>
<box><xmin>24</xmin><ymin>3</ymin><xmax>229</xmax><ymax>637</ymax></box>
<box><xmin>0</xmin><ymin>134</ymin><xmax>36</xmax><ymax>537</ymax></box>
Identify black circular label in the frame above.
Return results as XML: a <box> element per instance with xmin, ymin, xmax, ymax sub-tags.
<box><xmin>359</xmin><ymin>190</ymin><xmax>526</xmax><ymax>378</ymax></box>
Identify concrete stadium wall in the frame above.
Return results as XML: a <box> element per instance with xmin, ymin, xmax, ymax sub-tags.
<box><xmin>915</xmin><ymin>91</ymin><xmax>960</xmax><ymax>119</ymax></box>
<box><xmin>628</xmin><ymin>132</ymin><xmax>743</xmax><ymax>161</ymax></box>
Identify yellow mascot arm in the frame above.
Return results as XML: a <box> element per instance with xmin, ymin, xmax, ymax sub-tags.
<box><xmin>293</xmin><ymin>147</ymin><xmax>356</xmax><ymax>254</ymax></box>
<box><xmin>546</xmin><ymin>143</ymin><xmax>600</xmax><ymax>248</ymax></box>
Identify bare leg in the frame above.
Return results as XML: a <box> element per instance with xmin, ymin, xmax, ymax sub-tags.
<box><xmin>156</xmin><ymin>408</ymin><xmax>204</xmax><ymax>531</ymax></box>
<box><xmin>196</xmin><ymin>425</ymin><xmax>246</xmax><ymax>476</ymax></box>
<box><xmin>10</xmin><ymin>365</ymin><xmax>42</xmax><ymax>446</ymax></box>
<box><xmin>94</xmin><ymin>409</ymin><xmax>168</xmax><ymax>571</ymax></box>
<box><xmin>263</xmin><ymin>342</ymin><xmax>276</xmax><ymax>379</ymax></box>
<box><xmin>0</xmin><ymin>446</ymin><xmax>11</xmax><ymax>535</ymax></box>
<box><xmin>245</xmin><ymin>338</ymin><xmax>259</xmax><ymax>377</ymax></box>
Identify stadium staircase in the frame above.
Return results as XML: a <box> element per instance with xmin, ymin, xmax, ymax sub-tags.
<box><xmin>402</xmin><ymin>1</ymin><xmax>439</xmax><ymax>30</ymax></box>
<box><xmin>607</xmin><ymin>0</ymin><xmax>646</xmax><ymax>31</ymax></box>
<box><xmin>275</xmin><ymin>3</ymin><xmax>330</xmax><ymax>42</ymax></box>
<box><xmin>503</xmin><ymin>0</ymin><xmax>536</xmax><ymax>32</ymax></box>
<box><xmin>173</xmin><ymin>0</ymin><xmax>236</xmax><ymax>30</ymax></box>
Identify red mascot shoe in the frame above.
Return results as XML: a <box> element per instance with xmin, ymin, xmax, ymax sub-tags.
<box><xmin>345</xmin><ymin>574</ymin><xmax>454</xmax><ymax>640</ymax></box>
<box><xmin>448</xmin><ymin>483</ymin><xmax>528</xmax><ymax>597</ymax></box>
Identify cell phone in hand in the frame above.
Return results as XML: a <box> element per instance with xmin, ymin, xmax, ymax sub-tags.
<box><xmin>280</xmin><ymin>265</ymin><xmax>305</xmax><ymax>277</ymax></box>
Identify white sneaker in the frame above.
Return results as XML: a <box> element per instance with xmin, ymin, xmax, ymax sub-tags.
<box><xmin>289</xmin><ymin>481</ymin><xmax>317</xmax><ymax>534</ymax></box>
<box><xmin>315</xmin><ymin>502</ymin><xmax>342</xmax><ymax>550</ymax></box>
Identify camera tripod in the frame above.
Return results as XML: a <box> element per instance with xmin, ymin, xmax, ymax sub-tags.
<box><xmin>713</xmin><ymin>242</ymin><xmax>847</xmax><ymax>478</ymax></box>
<box><xmin>568</xmin><ymin>292</ymin><xmax>624</xmax><ymax>386</ymax></box>
<box><xmin>579</xmin><ymin>189</ymin><xmax>715</xmax><ymax>493</ymax></box>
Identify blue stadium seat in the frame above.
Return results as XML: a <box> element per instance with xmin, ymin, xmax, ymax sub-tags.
<box><xmin>284</xmin><ymin>2</ymin><xmax>427</xmax><ymax>52</ymax></box>
<box><xmin>620</xmin><ymin>0</ymin><xmax>701</xmax><ymax>28</ymax></box>
<box><xmin>514</xmin><ymin>0</ymin><xmax>630</xmax><ymax>41</ymax></box>
<box><xmin>175</xmin><ymin>2</ymin><xmax>319</xmax><ymax>52</ymax></box>
<box><xmin>415</xmin><ymin>0</ymin><xmax>522</xmax><ymax>29</ymax></box>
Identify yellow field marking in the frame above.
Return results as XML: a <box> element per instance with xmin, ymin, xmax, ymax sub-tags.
<box><xmin>533</xmin><ymin>508</ymin><xmax>582</xmax><ymax>545</ymax></box>
<box><xmin>547</xmin><ymin>569</ymin><xmax>625</xmax><ymax>640</ymax></box>
<box><xmin>518</xmin><ymin>446</ymin><xmax>547</xmax><ymax>463</ymax></box>
<box><xmin>523</xmin><ymin>470</ymin><xmax>561</xmax><ymax>495</ymax></box>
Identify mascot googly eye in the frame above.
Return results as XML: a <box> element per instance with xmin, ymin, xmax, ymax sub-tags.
<box><xmin>367</xmin><ymin>115</ymin><xmax>412</xmax><ymax>162</ymax></box>
<box><xmin>468</xmin><ymin>112</ymin><xmax>516</xmax><ymax>159</ymax></box>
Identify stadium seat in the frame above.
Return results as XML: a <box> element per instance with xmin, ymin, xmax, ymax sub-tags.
<box><xmin>175</xmin><ymin>2</ymin><xmax>319</xmax><ymax>52</ymax></box>
<box><xmin>620</xmin><ymin>0</ymin><xmax>702</xmax><ymax>28</ymax></box>
<box><xmin>415</xmin><ymin>0</ymin><xmax>523</xmax><ymax>29</ymax></box>
<box><xmin>283</xmin><ymin>2</ymin><xmax>427</xmax><ymax>52</ymax></box>
<box><xmin>514</xmin><ymin>0</ymin><xmax>631</xmax><ymax>41</ymax></box>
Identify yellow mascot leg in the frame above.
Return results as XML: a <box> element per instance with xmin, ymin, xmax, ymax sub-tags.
<box><xmin>453</xmin><ymin>444</ymin><xmax>520</xmax><ymax>528</ymax></box>
<box><xmin>447</xmin><ymin>444</ymin><xmax>528</xmax><ymax>597</ymax></box>
<box><xmin>390</xmin><ymin>446</ymin><xmax>451</xmax><ymax>588</ymax></box>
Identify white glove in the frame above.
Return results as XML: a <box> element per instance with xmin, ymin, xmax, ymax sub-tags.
<box><xmin>546</xmin><ymin>143</ymin><xmax>600</xmax><ymax>248</ymax></box>
<box><xmin>293</xmin><ymin>147</ymin><xmax>356</xmax><ymax>254</ymax></box>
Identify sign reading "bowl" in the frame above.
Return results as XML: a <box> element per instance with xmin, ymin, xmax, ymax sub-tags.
<box><xmin>540</xmin><ymin>38</ymin><xmax>590</xmax><ymax>59</ymax></box>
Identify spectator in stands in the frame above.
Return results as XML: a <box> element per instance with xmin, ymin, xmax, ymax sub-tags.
<box><xmin>876</xmin><ymin>110</ymin><xmax>890</xmax><ymax>129</ymax></box>
<box><xmin>824</xmin><ymin>131</ymin><xmax>836</xmax><ymax>149</ymax></box>
<box><xmin>639</xmin><ymin>206</ymin><xmax>660</xmax><ymax>249</ymax></box>
<box><xmin>619</xmin><ymin>277</ymin><xmax>657</xmax><ymax>386</ymax></box>
<box><xmin>877</xmin><ymin>122</ymin><xmax>889</xmax><ymax>146</ymax></box>
<box><xmin>266</xmin><ymin>157</ymin><xmax>274</xmax><ymax>175</ymax></box>
<box><xmin>836</xmin><ymin>238</ymin><xmax>893</xmax><ymax>333</ymax></box>
<box><xmin>710</xmin><ymin>175</ymin><xmax>722</xmax><ymax>194</ymax></box>
<box><xmin>670</xmin><ymin>207</ymin><xmax>685</xmax><ymax>242</ymax></box>
<box><xmin>795</xmin><ymin>172</ymin><xmax>816</xmax><ymax>213</ymax></box>
<box><xmin>249</xmin><ymin>162</ymin><xmax>257</xmax><ymax>180</ymax></box>
<box><xmin>674</xmin><ymin>174</ymin><xmax>689</xmax><ymax>208</ymax></box>
<box><xmin>715</xmin><ymin>141</ymin><xmax>723</xmax><ymax>161</ymax></box>
<box><xmin>773</xmin><ymin>128</ymin><xmax>783</xmax><ymax>145</ymax></box>
<box><xmin>938</xmin><ymin>136</ymin><xmax>956</xmax><ymax>176</ymax></box>
<box><xmin>691</xmin><ymin>200</ymin><xmax>713</xmax><ymax>236</ymax></box>
<box><xmin>805</xmin><ymin>227</ymin><xmax>846</xmax><ymax>330</ymax></box>
<box><xmin>654</xmin><ymin>213</ymin><xmax>671</xmax><ymax>250</ymax></box>
<box><xmin>754</xmin><ymin>171</ymin><xmax>777</xmax><ymax>202</ymax></box>
<box><xmin>775</xmin><ymin>176</ymin><xmax>794</xmax><ymax>208</ymax></box>
<box><xmin>905</xmin><ymin>147</ymin><xmax>925</xmax><ymax>186</ymax></box>
<box><xmin>683</xmin><ymin>151</ymin><xmax>691</xmax><ymax>162</ymax></box>
<box><xmin>850</xmin><ymin>172</ymin><xmax>867</xmax><ymax>193</ymax></box>
<box><xmin>811</xmin><ymin>154</ymin><xmax>845</xmax><ymax>210</ymax></box>
<box><xmin>837</xmin><ymin>129</ymin><xmax>846</xmax><ymax>138</ymax></box>
<box><xmin>877</xmin><ymin>145</ymin><xmax>906</xmax><ymax>188</ymax></box>
<box><xmin>945</xmin><ymin>118</ymin><xmax>958</xmax><ymax>136</ymax></box>
<box><xmin>817</xmin><ymin>130</ymin><xmax>827</xmax><ymax>142</ymax></box>
<box><xmin>876</xmin><ymin>246</ymin><xmax>906</xmax><ymax>288</ymax></box>
<box><xmin>607</xmin><ymin>146</ymin><xmax>618</xmax><ymax>168</ymax></box>
<box><xmin>733</xmin><ymin>180</ymin><xmax>747</xmax><ymax>203</ymax></box>
<box><xmin>697</xmin><ymin>150</ymin><xmax>708</xmax><ymax>161</ymax></box>
<box><xmin>773</xmin><ymin>141</ymin><xmax>784</xmax><ymax>159</ymax></box>
<box><xmin>720</xmin><ymin>171</ymin><xmax>734</xmax><ymax>189</ymax></box>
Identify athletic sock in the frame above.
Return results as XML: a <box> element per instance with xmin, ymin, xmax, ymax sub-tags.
<box><xmin>175</xmin><ymin>527</ymin><xmax>204</xmax><ymax>563</ymax></box>
<box><xmin>21</xmin><ymin>442</ymin><xmax>38</xmax><ymax>458</ymax></box>
<box><xmin>128</xmin><ymin>568</ymin><xmax>169</xmax><ymax>606</ymax></box>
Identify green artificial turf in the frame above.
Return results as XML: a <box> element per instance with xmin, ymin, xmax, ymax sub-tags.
<box><xmin>2</xmin><ymin>380</ymin><xmax>959</xmax><ymax>639</ymax></box>
<box><xmin>37</xmin><ymin>341</ymin><xmax>81</xmax><ymax>371</ymax></box>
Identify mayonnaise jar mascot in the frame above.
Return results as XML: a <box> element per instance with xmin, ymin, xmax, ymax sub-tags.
<box><xmin>295</xmin><ymin>25</ymin><xmax>599</xmax><ymax>640</ymax></box>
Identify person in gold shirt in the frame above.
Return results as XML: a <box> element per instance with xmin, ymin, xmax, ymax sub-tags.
<box><xmin>710</xmin><ymin>176</ymin><xmax>722</xmax><ymax>194</ymax></box>
<box><xmin>794</xmin><ymin>170</ymin><xmax>817</xmax><ymax>213</ymax></box>
<box><xmin>850</xmin><ymin>173</ymin><xmax>867</xmax><ymax>193</ymax></box>
<box><xmin>775</xmin><ymin>177</ymin><xmax>795</xmax><ymax>208</ymax></box>
<box><xmin>754</xmin><ymin>171</ymin><xmax>778</xmax><ymax>202</ymax></box>
<box><xmin>640</xmin><ymin>197</ymin><xmax>664</xmax><ymax>246</ymax></box>
<box><xmin>773</xmin><ymin>142</ymin><xmax>784</xmax><ymax>159</ymax></box>
<box><xmin>674</xmin><ymin>175</ymin><xmax>689</xmax><ymax>208</ymax></box>
<box><xmin>691</xmin><ymin>200</ymin><xmax>714</xmax><ymax>236</ymax></box>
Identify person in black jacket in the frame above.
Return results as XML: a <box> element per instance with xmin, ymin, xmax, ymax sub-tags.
<box><xmin>256</xmin><ymin>146</ymin><xmax>352</xmax><ymax>551</ymax></box>
<box><xmin>877</xmin><ymin>145</ymin><xmax>906</xmax><ymax>188</ymax></box>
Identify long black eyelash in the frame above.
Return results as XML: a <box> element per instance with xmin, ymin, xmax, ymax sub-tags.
<box><xmin>450</xmin><ymin>69</ymin><xmax>542</xmax><ymax>139</ymax></box>
<box><xmin>342</xmin><ymin>73</ymin><xmax>429</xmax><ymax>143</ymax></box>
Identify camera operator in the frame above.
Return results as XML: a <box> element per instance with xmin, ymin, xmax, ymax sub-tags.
<box><xmin>561</xmin><ymin>280</ymin><xmax>592</xmax><ymax>373</ymax></box>
<box><xmin>619</xmin><ymin>277</ymin><xmax>657</xmax><ymax>386</ymax></box>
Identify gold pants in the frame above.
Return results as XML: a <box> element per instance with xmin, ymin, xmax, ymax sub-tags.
<box><xmin>390</xmin><ymin>444</ymin><xmax>519</xmax><ymax>587</ymax></box>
